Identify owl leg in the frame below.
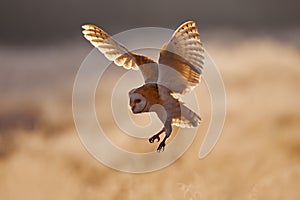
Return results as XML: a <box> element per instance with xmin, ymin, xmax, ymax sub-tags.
<box><xmin>149</xmin><ymin>128</ymin><xmax>165</xmax><ymax>143</ymax></box>
<box><xmin>157</xmin><ymin>122</ymin><xmax>172</xmax><ymax>152</ymax></box>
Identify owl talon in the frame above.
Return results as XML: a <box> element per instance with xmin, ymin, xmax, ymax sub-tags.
<box><xmin>149</xmin><ymin>128</ymin><xmax>165</xmax><ymax>143</ymax></box>
<box><xmin>149</xmin><ymin>134</ymin><xmax>160</xmax><ymax>143</ymax></box>
<box><xmin>157</xmin><ymin>141</ymin><xmax>166</xmax><ymax>152</ymax></box>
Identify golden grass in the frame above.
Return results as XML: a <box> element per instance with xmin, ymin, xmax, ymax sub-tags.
<box><xmin>0</xmin><ymin>35</ymin><xmax>300</xmax><ymax>199</ymax></box>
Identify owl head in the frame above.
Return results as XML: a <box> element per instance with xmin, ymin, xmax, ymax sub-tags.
<box><xmin>128</xmin><ymin>89</ymin><xmax>147</xmax><ymax>114</ymax></box>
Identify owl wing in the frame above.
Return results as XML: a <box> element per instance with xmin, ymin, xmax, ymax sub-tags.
<box><xmin>82</xmin><ymin>24</ymin><xmax>158</xmax><ymax>83</ymax></box>
<box><xmin>158</xmin><ymin>21</ymin><xmax>205</xmax><ymax>94</ymax></box>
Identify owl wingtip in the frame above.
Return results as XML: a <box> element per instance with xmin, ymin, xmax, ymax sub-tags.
<box><xmin>81</xmin><ymin>24</ymin><xmax>97</xmax><ymax>30</ymax></box>
<box><xmin>183</xmin><ymin>20</ymin><xmax>196</xmax><ymax>25</ymax></box>
<box><xmin>81</xmin><ymin>24</ymin><xmax>89</xmax><ymax>29</ymax></box>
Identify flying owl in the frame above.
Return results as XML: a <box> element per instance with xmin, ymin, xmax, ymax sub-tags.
<box><xmin>82</xmin><ymin>21</ymin><xmax>205</xmax><ymax>152</ymax></box>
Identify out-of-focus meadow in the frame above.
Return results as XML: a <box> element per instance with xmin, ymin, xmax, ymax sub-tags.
<box><xmin>1</xmin><ymin>28</ymin><xmax>300</xmax><ymax>199</ymax></box>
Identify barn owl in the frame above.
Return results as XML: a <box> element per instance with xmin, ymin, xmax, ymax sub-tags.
<box><xmin>82</xmin><ymin>21</ymin><xmax>204</xmax><ymax>152</ymax></box>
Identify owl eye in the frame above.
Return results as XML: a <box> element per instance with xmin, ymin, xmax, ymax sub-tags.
<box><xmin>134</xmin><ymin>99</ymin><xmax>141</xmax><ymax>104</ymax></box>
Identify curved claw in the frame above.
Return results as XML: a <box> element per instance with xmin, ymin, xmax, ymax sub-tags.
<box><xmin>149</xmin><ymin>134</ymin><xmax>160</xmax><ymax>143</ymax></box>
<box><xmin>157</xmin><ymin>141</ymin><xmax>166</xmax><ymax>152</ymax></box>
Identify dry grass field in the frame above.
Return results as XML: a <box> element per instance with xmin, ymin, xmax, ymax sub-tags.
<box><xmin>0</xmin><ymin>31</ymin><xmax>300</xmax><ymax>199</ymax></box>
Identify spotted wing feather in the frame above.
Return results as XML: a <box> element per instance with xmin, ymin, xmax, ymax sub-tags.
<box><xmin>158</xmin><ymin>21</ymin><xmax>205</xmax><ymax>94</ymax></box>
<box><xmin>82</xmin><ymin>24</ymin><xmax>158</xmax><ymax>82</ymax></box>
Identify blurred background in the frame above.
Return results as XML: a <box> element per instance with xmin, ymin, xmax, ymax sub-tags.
<box><xmin>0</xmin><ymin>0</ymin><xmax>300</xmax><ymax>199</ymax></box>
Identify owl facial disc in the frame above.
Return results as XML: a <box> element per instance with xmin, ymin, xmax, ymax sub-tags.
<box><xmin>129</xmin><ymin>92</ymin><xmax>147</xmax><ymax>113</ymax></box>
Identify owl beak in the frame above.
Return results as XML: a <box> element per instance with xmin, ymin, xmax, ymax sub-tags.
<box><xmin>131</xmin><ymin>105</ymin><xmax>141</xmax><ymax>114</ymax></box>
<box><xmin>131</xmin><ymin>105</ymin><xmax>137</xmax><ymax>113</ymax></box>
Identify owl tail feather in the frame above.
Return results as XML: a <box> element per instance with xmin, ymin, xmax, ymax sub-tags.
<box><xmin>172</xmin><ymin>105</ymin><xmax>202</xmax><ymax>128</ymax></box>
